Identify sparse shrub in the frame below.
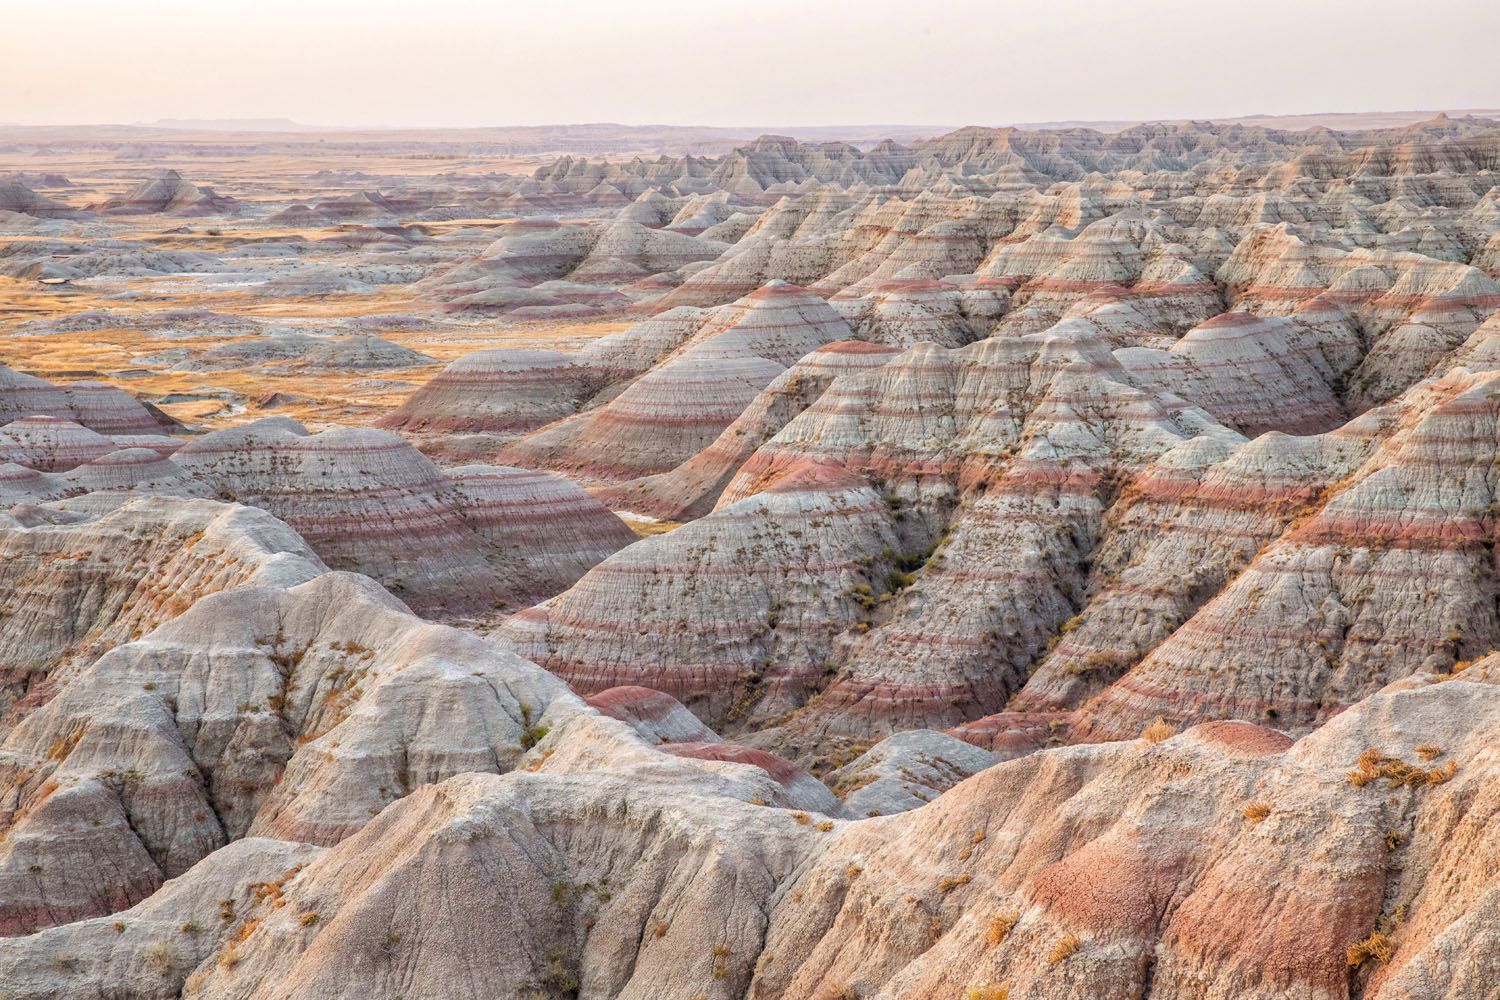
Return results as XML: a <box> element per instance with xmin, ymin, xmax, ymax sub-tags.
<box><xmin>1347</xmin><ymin>748</ymin><xmax>1457</xmax><ymax>788</ymax></box>
<box><xmin>143</xmin><ymin>941</ymin><xmax>177</xmax><ymax>975</ymax></box>
<box><xmin>966</xmin><ymin>984</ymin><xmax>1008</xmax><ymax>1000</ymax></box>
<box><xmin>517</xmin><ymin>702</ymin><xmax>549</xmax><ymax>751</ymax></box>
<box><xmin>1243</xmin><ymin>802</ymin><xmax>1271</xmax><ymax>824</ymax></box>
<box><xmin>542</xmin><ymin>946</ymin><xmax>578</xmax><ymax>992</ymax></box>
<box><xmin>1414</xmin><ymin>743</ymin><xmax>1444</xmax><ymax>761</ymax></box>
<box><xmin>299</xmin><ymin>912</ymin><xmax>319</xmax><ymax>928</ymax></box>
<box><xmin>112</xmin><ymin>920</ymin><xmax>127</xmax><ymax>934</ymax></box>
<box><xmin>1047</xmin><ymin>931</ymin><xmax>1081</xmax><ymax>965</ymax></box>
<box><xmin>1140</xmin><ymin>717</ymin><xmax>1174</xmax><ymax>745</ymax></box>
<box><xmin>179</xmin><ymin>921</ymin><xmax>201</xmax><ymax>935</ymax></box>
<box><xmin>937</xmin><ymin>874</ymin><xmax>972</xmax><ymax>893</ymax></box>
<box><xmin>987</xmin><ymin>910</ymin><xmax>1019</xmax><ymax>946</ymax></box>
<box><xmin>651</xmin><ymin>920</ymin><xmax>670</xmax><ymax>938</ymax></box>
<box><xmin>1347</xmin><ymin>931</ymin><xmax>1396</xmax><ymax>966</ymax></box>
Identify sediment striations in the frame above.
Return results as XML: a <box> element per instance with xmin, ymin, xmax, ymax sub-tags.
<box><xmin>168</xmin><ymin>419</ymin><xmax>634</xmax><ymax>617</ymax></box>
<box><xmin>0</xmin><ymin>497</ymin><xmax>323</xmax><ymax>721</ymax></box>
<box><xmin>6</xmin><ymin>114</ymin><xmax>1500</xmax><ymax>995</ymax></box>
<box><xmin>0</xmin><ymin>568</ymin><xmax>579</xmax><ymax>934</ymax></box>
<box><xmin>497</xmin><ymin>282</ymin><xmax>857</xmax><ymax>480</ymax></box>
<box><xmin>501</xmin><ymin>462</ymin><xmax>909</xmax><ymax>724</ymax></box>
<box><xmin>0</xmin><ymin>366</ymin><xmax>170</xmax><ymax>437</ymax></box>
<box><xmin>92</xmin><ymin>170</ymin><xmax>239</xmax><ymax>216</ymax></box>
<box><xmin>599</xmin><ymin>339</ymin><xmax>902</xmax><ymax>519</ymax></box>
<box><xmin>36</xmin><ymin>671</ymin><xmax>1493</xmax><ymax>1000</ymax></box>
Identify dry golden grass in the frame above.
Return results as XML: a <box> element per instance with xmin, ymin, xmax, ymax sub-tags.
<box><xmin>965</xmin><ymin>984</ymin><xmax>1008</xmax><ymax>1000</ymax></box>
<box><xmin>1047</xmin><ymin>931</ymin><xmax>1081</xmax><ymax>965</ymax></box>
<box><xmin>1347</xmin><ymin>931</ymin><xmax>1396</xmax><ymax>966</ymax></box>
<box><xmin>143</xmin><ymin>941</ymin><xmax>177</xmax><ymax>975</ymax></box>
<box><xmin>1243</xmin><ymin>802</ymin><xmax>1271</xmax><ymax>824</ymax></box>
<box><xmin>1347</xmin><ymin>748</ymin><xmax>1457</xmax><ymax>789</ymax></box>
<box><xmin>619</xmin><ymin>517</ymin><xmax>685</xmax><ymax>539</ymax></box>
<box><xmin>1140</xmin><ymin>716</ymin><xmax>1175</xmax><ymax>745</ymax></box>
<box><xmin>937</xmin><ymin>873</ymin><xmax>972</xmax><ymax>893</ymax></box>
<box><xmin>0</xmin><ymin>271</ymin><xmax>631</xmax><ymax>435</ymax></box>
<box><xmin>987</xmin><ymin>910</ymin><xmax>1019</xmax><ymax>946</ymax></box>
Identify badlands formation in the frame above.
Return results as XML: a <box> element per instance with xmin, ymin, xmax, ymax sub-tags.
<box><xmin>0</xmin><ymin>114</ymin><xmax>1499</xmax><ymax>998</ymax></box>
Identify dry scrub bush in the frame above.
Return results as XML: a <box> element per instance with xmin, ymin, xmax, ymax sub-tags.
<box><xmin>1347</xmin><ymin>749</ymin><xmax>1456</xmax><ymax>788</ymax></box>
<box><xmin>1347</xmin><ymin>931</ymin><xmax>1396</xmax><ymax>966</ymax></box>
<box><xmin>143</xmin><ymin>942</ymin><xmax>177</xmax><ymax>975</ymax></box>
<box><xmin>1140</xmin><ymin>717</ymin><xmax>1175</xmax><ymax>745</ymax></box>
<box><xmin>1048</xmin><ymin>931</ymin><xmax>1081</xmax><ymax>965</ymax></box>
<box><xmin>966</xmin><ymin>984</ymin><xmax>1008</xmax><ymax>1000</ymax></box>
<box><xmin>1243</xmin><ymin>802</ymin><xmax>1271</xmax><ymax>823</ymax></box>
<box><xmin>987</xmin><ymin>911</ymin><xmax>1019</xmax><ymax>946</ymax></box>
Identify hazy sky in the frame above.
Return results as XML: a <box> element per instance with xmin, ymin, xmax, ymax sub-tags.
<box><xmin>4</xmin><ymin>0</ymin><xmax>1497</xmax><ymax>127</ymax></box>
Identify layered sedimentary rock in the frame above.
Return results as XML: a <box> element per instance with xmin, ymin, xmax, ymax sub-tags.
<box><xmin>5</xmin><ymin>113</ymin><xmax>1500</xmax><ymax>996</ymax></box>
<box><xmin>442</xmin><ymin>464</ymin><xmax>639</xmax><ymax>600</ymax></box>
<box><xmin>93</xmin><ymin>170</ymin><xmax>238</xmax><ymax>216</ymax></box>
<box><xmin>172</xmin><ymin>334</ymin><xmax>435</xmax><ymax>373</ymax></box>
<box><xmin>827</xmin><ymin>728</ymin><xmax>999</xmax><ymax>817</ymax></box>
<box><xmin>501</xmin><ymin>462</ymin><xmax>910</xmax><ymax>725</ymax></box>
<box><xmin>60</xmin><ymin>672</ymin><xmax>1497</xmax><ymax>1000</ymax></box>
<box><xmin>1074</xmin><ymin>366</ymin><xmax>1500</xmax><ymax>741</ymax></box>
<box><xmin>0</xmin><ymin>176</ymin><xmax>71</xmax><ymax>219</ymax></box>
<box><xmin>170</xmin><ymin>420</ymin><xmax>632</xmax><ymax>616</ymax></box>
<box><xmin>379</xmin><ymin>308</ymin><xmax>710</xmax><ymax>458</ymax></box>
<box><xmin>0</xmin><ymin>366</ymin><xmax>168</xmax><ymax>437</ymax></box>
<box><xmin>0</xmin><ymin>568</ymin><xmax>581</xmax><ymax>934</ymax></box>
<box><xmin>510</xmin><ymin>291</ymin><xmax>1500</xmax><ymax>755</ymax></box>
<box><xmin>499</xmin><ymin>282</ymin><xmax>855</xmax><ymax>480</ymax></box>
<box><xmin>416</xmin><ymin>217</ymin><xmax>725</xmax><ymax>313</ymax></box>
<box><xmin>0</xmin><ymin>497</ymin><xmax>323</xmax><ymax>721</ymax></box>
<box><xmin>380</xmin><ymin>348</ymin><xmax>588</xmax><ymax>439</ymax></box>
<box><xmin>830</xmin><ymin>278</ymin><xmax>1010</xmax><ymax>348</ymax></box>
<box><xmin>599</xmin><ymin>339</ymin><xmax>901</xmax><ymax>519</ymax></box>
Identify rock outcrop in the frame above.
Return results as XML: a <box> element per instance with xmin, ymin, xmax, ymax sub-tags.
<box><xmin>170</xmin><ymin>419</ymin><xmax>634</xmax><ymax>617</ymax></box>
